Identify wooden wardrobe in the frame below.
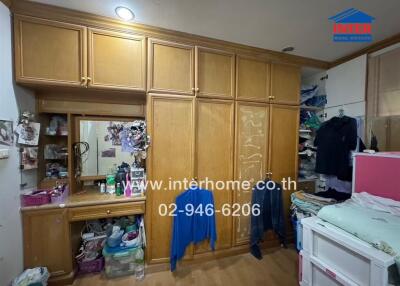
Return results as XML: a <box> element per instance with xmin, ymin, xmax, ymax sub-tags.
<box><xmin>146</xmin><ymin>41</ymin><xmax>300</xmax><ymax>263</ymax></box>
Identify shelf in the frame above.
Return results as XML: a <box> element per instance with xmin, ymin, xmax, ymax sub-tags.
<box><xmin>43</xmin><ymin>133</ymin><xmax>68</xmax><ymax>137</ymax></box>
<box><xmin>300</xmin><ymin>105</ymin><xmax>324</xmax><ymax>111</ymax></box>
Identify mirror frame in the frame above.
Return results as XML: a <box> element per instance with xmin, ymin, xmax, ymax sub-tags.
<box><xmin>75</xmin><ymin>116</ymin><xmax>139</xmax><ymax>181</ymax></box>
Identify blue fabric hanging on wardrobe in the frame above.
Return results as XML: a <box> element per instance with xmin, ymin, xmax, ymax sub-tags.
<box><xmin>170</xmin><ymin>186</ymin><xmax>217</xmax><ymax>271</ymax></box>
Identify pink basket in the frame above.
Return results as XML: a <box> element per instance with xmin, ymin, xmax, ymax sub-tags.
<box><xmin>21</xmin><ymin>190</ymin><xmax>51</xmax><ymax>207</ymax></box>
<box><xmin>77</xmin><ymin>257</ymin><xmax>104</xmax><ymax>275</ymax></box>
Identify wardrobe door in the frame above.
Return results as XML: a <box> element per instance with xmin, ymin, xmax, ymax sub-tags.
<box><xmin>268</xmin><ymin>104</ymin><xmax>299</xmax><ymax>230</ymax></box>
<box><xmin>146</xmin><ymin>94</ymin><xmax>195</xmax><ymax>263</ymax></box>
<box><xmin>14</xmin><ymin>15</ymin><xmax>86</xmax><ymax>87</ymax></box>
<box><xmin>270</xmin><ymin>63</ymin><xmax>301</xmax><ymax>105</ymax></box>
<box><xmin>233</xmin><ymin>102</ymin><xmax>269</xmax><ymax>245</ymax></box>
<box><xmin>236</xmin><ymin>56</ymin><xmax>270</xmax><ymax>102</ymax></box>
<box><xmin>87</xmin><ymin>28</ymin><xmax>146</xmax><ymax>91</ymax></box>
<box><xmin>195</xmin><ymin>47</ymin><xmax>235</xmax><ymax>99</ymax></box>
<box><xmin>195</xmin><ymin>99</ymin><xmax>234</xmax><ymax>252</ymax></box>
<box><xmin>148</xmin><ymin>39</ymin><xmax>194</xmax><ymax>95</ymax></box>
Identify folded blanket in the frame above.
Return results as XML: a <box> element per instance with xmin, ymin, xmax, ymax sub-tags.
<box><xmin>318</xmin><ymin>201</ymin><xmax>400</xmax><ymax>277</ymax></box>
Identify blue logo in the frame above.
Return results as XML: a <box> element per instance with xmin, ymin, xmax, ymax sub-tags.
<box><xmin>329</xmin><ymin>8</ymin><xmax>375</xmax><ymax>42</ymax></box>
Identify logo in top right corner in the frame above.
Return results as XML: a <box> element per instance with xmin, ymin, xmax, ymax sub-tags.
<box><xmin>329</xmin><ymin>8</ymin><xmax>375</xmax><ymax>42</ymax></box>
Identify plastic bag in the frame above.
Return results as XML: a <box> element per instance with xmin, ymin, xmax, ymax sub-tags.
<box><xmin>12</xmin><ymin>267</ymin><xmax>49</xmax><ymax>286</ymax></box>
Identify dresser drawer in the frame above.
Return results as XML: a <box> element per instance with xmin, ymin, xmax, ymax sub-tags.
<box><xmin>69</xmin><ymin>201</ymin><xmax>145</xmax><ymax>221</ymax></box>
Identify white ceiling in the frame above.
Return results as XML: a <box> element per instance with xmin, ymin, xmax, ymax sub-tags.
<box><xmin>30</xmin><ymin>0</ymin><xmax>400</xmax><ymax>62</ymax></box>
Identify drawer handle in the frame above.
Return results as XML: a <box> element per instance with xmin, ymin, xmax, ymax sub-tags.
<box><xmin>106</xmin><ymin>210</ymin><xmax>111</xmax><ymax>215</ymax></box>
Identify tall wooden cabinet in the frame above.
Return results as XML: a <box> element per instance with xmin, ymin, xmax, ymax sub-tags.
<box><xmin>234</xmin><ymin>102</ymin><xmax>269</xmax><ymax>245</ymax></box>
<box><xmin>146</xmin><ymin>94</ymin><xmax>195</xmax><ymax>263</ymax></box>
<box><xmin>22</xmin><ymin>209</ymin><xmax>72</xmax><ymax>278</ymax></box>
<box><xmin>269</xmin><ymin>104</ymin><xmax>300</xmax><ymax>230</ymax></box>
<box><xmin>195</xmin><ymin>99</ymin><xmax>234</xmax><ymax>251</ymax></box>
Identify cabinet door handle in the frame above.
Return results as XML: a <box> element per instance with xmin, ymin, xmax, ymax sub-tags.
<box><xmin>81</xmin><ymin>77</ymin><xmax>87</xmax><ymax>86</ymax></box>
<box><xmin>87</xmin><ymin>77</ymin><xmax>92</xmax><ymax>83</ymax></box>
<box><xmin>269</xmin><ymin>95</ymin><xmax>275</xmax><ymax>100</ymax></box>
<box><xmin>196</xmin><ymin>87</ymin><xmax>200</xmax><ymax>92</ymax></box>
<box><xmin>106</xmin><ymin>210</ymin><xmax>111</xmax><ymax>215</ymax></box>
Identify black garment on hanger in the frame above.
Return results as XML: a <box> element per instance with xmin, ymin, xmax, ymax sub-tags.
<box><xmin>314</xmin><ymin>116</ymin><xmax>357</xmax><ymax>181</ymax></box>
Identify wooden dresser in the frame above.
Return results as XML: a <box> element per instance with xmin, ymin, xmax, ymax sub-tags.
<box><xmin>21</xmin><ymin>189</ymin><xmax>145</xmax><ymax>285</ymax></box>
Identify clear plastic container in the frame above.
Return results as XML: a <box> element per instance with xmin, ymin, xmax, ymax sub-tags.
<box><xmin>134</xmin><ymin>248</ymin><xmax>145</xmax><ymax>281</ymax></box>
<box><xmin>102</xmin><ymin>246</ymin><xmax>139</xmax><ymax>278</ymax></box>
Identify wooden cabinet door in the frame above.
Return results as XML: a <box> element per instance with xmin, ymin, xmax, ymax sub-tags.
<box><xmin>195</xmin><ymin>47</ymin><xmax>235</xmax><ymax>99</ymax></box>
<box><xmin>148</xmin><ymin>39</ymin><xmax>194</xmax><ymax>95</ymax></box>
<box><xmin>233</xmin><ymin>102</ymin><xmax>269</xmax><ymax>245</ymax></box>
<box><xmin>268</xmin><ymin>104</ymin><xmax>299</xmax><ymax>230</ymax></box>
<box><xmin>236</xmin><ymin>56</ymin><xmax>270</xmax><ymax>102</ymax></box>
<box><xmin>22</xmin><ymin>209</ymin><xmax>72</xmax><ymax>277</ymax></box>
<box><xmin>14</xmin><ymin>15</ymin><xmax>86</xmax><ymax>87</ymax></box>
<box><xmin>195</xmin><ymin>99</ymin><xmax>234</xmax><ymax>252</ymax></box>
<box><xmin>88</xmin><ymin>28</ymin><xmax>146</xmax><ymax>91</ymax></box>
<box><xmin>146</xmin><ymin>94</ymin><xmax>195</xmax><ymax>263</ymax></box>
<box><xmin>270</xmin><ymin>63</ymin><xmax>300</xmax><ymax>105</ymax></box>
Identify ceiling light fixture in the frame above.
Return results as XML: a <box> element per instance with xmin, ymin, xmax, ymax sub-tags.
<box><xmin>281</xmin><ymin>46</ymin><xmax>295</xmax><ymax>53</ymax></box>
<box><xmin>115</xmin><ymin>6</ymin><xmax>135</xmax><ymax>21</ymax></box>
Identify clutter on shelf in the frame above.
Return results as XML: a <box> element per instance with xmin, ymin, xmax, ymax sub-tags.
<box><xmin>298</xmin><ymin>84</ymin><xmax>326</xmax><ymax>181</ymax></box>
<box><xmin>76</xmin><ymin>216</ymin><xmax>145</xmax><ymax>280</ymax></box>
<box><xmin>45</xmin><ymin>115</ymin><xmax>68</xmax><ymax>136</ymax></box>
<box><xmin>45</xmin><ymin>162</ymin><xmax>68</xmax><ymax>179</ymax></box>
<box><xmin>98</xmin><ymin>161</ymin><xmax>146</xmax><ymax>197</ymax></box>
<box><xmin>44</xmin><ymin>144</ymin><xmax>68</xmax><ymax>160</ymax></box>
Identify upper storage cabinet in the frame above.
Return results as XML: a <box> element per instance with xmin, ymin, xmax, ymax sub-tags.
<box><xmin>195</xmin><ymin>47</ymin><xmax>235</xmax><ymax>99</ymax></box>
<box><xmin>87</xmin><ymin>28</ymin><xmax>146</xmax><ymax>91</ymax></box>
<box><xmin>148</xmin><ymin>38</ymin><xmax>194</xmax><ymax>95</ymax></box>
<box><xmin>236</xmin><ymin>55</ymin><xmax>270</xmax><ymax>102</ymax></box>
<box><xmin>270</xmin><ymin>63</ymin><xmax>300</xmax><ymax>105</ymax></box>
<box><xmin>14</xmin><ymin>15</ymin><xmax>86</xmax><ymax>87</ymax></box>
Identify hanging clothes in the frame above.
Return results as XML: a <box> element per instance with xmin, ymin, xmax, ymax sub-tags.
<box><xmin>314</xmin><ymin>116</ymin><xmax>357</xmax><ymax>181</ymax></box>
<box><xmin>250</xmin><ymin>180</ymin><xmax>286</xmax><ymax>259</ymax></box>
<box><xmin>170</xmin><ymin>186</ymin><xmax>216</xmax><ymax>271</ymax></box>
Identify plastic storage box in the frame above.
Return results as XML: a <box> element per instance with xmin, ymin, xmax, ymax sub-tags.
<box><xmin>103</xmin><ymin>246</ymin><xmax>139</xmax><ymax>278</ymax></box>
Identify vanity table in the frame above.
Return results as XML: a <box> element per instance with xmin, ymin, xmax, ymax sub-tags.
<box><xmin>20</xmin><ymin>100</ymin><xmax>147</xmax><ymax>285</ymax></box>
<box><xmin>21</xmin><ymin>189</ymin><xmax>146</xmax><ymax>285</ymax></box>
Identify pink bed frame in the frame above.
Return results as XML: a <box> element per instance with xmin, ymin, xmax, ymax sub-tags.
<box><xmin>353</xmin><ymin>152</ymin><xmax>400</xmax><ymax>201</ymax></box>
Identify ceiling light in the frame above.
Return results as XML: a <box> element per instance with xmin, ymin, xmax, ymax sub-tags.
<box><xmin>281</xmin><ymin>46</ymin><xmax>295</xmax><ymax>53</ymax></box>
<box><xmin>115</xmin><ymin>6</ymin><xmax>135</xmax><ymax>21</ymax></box>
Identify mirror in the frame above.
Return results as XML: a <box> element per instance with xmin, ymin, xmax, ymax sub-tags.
<box><xmin>78</xmin><ymin>118</ymin><xmax>136</xmax><ymax>178</ymax></box>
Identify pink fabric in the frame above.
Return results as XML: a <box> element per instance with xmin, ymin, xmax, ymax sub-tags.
<box><xmin>354</xmin><ymin>154</ymin><xmax>400</xmax><ymax>201</ymax></box>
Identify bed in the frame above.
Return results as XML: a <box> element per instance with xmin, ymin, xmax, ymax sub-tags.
<box><xmin>300</xmin><ymin>152</ymin><xmax>400</xmax><ymax>286</ymax></box>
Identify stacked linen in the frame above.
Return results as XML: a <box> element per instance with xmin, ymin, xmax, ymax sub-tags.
<box><xmin>291</xmin><ymin>191</ymin><xmax>336</xmax><ymax>216</ymax></box>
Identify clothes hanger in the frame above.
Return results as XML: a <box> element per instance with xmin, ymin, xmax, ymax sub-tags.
<box><xmin>338</xmin><ymin>106</ymin><xmax>345</xmax><ymax>118</ymax></box>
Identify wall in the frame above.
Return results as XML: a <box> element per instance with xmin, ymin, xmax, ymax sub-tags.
<box><xmin>0</xmin><ymin>3</ymin><xmax>36</xmax><ymax>285</ymax></box>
